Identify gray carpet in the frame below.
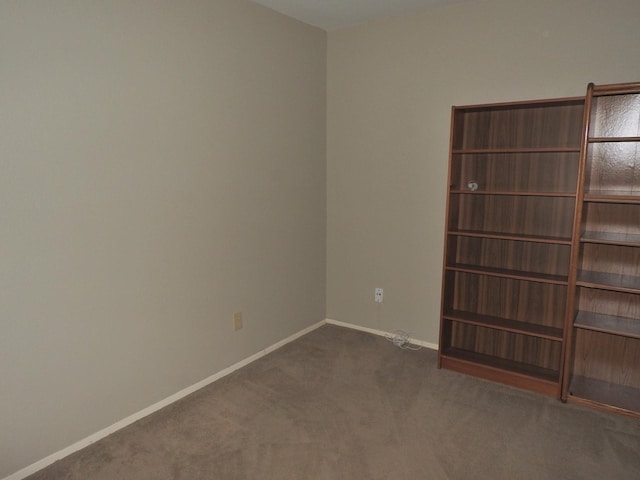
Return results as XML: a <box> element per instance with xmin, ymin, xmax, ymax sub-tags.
<box><xmin>26</xmin><ymin>325</ymin><xmax>640</xmax><ymax>479</ymax></box>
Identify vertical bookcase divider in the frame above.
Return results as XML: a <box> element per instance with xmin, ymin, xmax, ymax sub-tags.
<box><xmin>561</xmin><ymin>84</ymin><xmax>594</xmax><ymax>404</ymax></box>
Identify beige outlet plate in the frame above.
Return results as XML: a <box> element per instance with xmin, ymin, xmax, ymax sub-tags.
<box><xmin>233</xmin><ymin>311</ymin><xmax>243</xmax><ymax>331</ymax></box>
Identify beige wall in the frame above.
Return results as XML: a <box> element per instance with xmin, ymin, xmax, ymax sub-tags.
<box><xmin>4</xmin><ymin>0</ymin><xmax>640</xmax><ymax>476</ymax></box>
<box><xmin>327</xmin><ymin>0</ymin><xmax>640</xmax><ymax>342</ymax></box>
<box><xmin>0</xmin><ymin>0</ymin><xmax>326</xmax><ymax>476</ymax></box>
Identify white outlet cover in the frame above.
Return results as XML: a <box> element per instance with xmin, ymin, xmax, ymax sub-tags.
<box><xmin>374</xmin><ymin>288</ymin><xmax>383</xmax><ymax>302</ymax></box>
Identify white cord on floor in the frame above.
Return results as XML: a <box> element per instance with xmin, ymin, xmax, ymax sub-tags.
<box><xmin>385</xmin><ymin>329</ymin><xmax>422</xmax><ymax>351</ymax></box>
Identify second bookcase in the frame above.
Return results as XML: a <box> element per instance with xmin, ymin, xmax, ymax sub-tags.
<box><xmin>563</xmin><ymin>82</ymin><xmax>640</xmax><ymax>417</ymax></box>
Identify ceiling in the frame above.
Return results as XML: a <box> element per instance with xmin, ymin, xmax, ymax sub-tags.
<box><xmin>251</xmin><ymin>0</ymin><xmax>474</xmax><ymax>30</ymax></box>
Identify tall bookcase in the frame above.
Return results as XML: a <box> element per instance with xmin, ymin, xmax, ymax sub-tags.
<box><xmin>438</xmin><ymin>97</ymin><xmax>585</xmax><ymax>397</ymax></box>
<box><xmin>563</xmin><ymin>82</ymin><xmax>640</xmax><ymax>417</ymax></box>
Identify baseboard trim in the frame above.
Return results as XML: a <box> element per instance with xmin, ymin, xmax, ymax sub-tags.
<box><xmin>325</xmin><ymin>318</ymin><xmax>439</xmax><ymax>351</ymax></box>
<box><xmin>4</xmin><ymin>319</ymin><xmax>327</xmax><ymax>480</ymax></box>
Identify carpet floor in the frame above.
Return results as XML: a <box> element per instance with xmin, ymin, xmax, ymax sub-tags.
<box><xmin>26</xmin><ymin>324</ymin><xmax>640</xmax><ymax>479</ymax></box>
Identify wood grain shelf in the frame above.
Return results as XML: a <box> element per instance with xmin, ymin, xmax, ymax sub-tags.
<box><xmin>581</xmin><ymin>231</ymin><xmax>640</xmax><ymax>247</ymax></box>
<box><xmin>588</xmin><ymin>136</ymin><xmax>640</xmax><ymax>143</ymax></box>
<box><xmin>447</xmin><ymin>229</ymin><xmax>572</xmax><ymax>244</ymax></box>
<box><xmin>443</xmin><ymin>310</ymin><xmax>563</xmax><ymax>340</ymax></box>
<box><xmin>442</xmin><ymin>348</ymin><xmax>560</xmax><ymax>383</ymax></box>
<box><xmin>450</xmin><ymin>190</ymin><xmax>575</xmax><ymax>197</ymax></box>
<box><xmin>574</xmin><ymin>311</ymin><xmax>640</xmax><ymax>339</ymax></box>
<box><xmin>577</xmin><ymin>270</ymin><xmax>640</xmax><ymax>294</ymax></box>
<box><xmin>568</xmin><ymin>376</ymin><xmax>640</xmax><ymax>418</ymax></box>
<box><xmin>584</xmin><ymin>192</ymin><xmax>640</xmax><ymax>203</ymax></box>
<box><xmin>447</xmin><ymin>263</ymin><xmax>568</xmax><ymax>285</ymax></box>
<box><xmin>452</xmin><ymin>147</ymin><xmax>581</xmax><ymax>154</ymax></box>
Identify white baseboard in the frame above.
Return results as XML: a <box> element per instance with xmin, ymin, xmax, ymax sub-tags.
<box><xmin>325</xmin><ymin>318</ymin><xmax>439</xmax><ymax>351</ymax></box>
<box><xmin>3</xmin><ymin>319</ymin><xmax>327</xmax><ymax>480</ymax></box>
<box><xmin>5</xmin><ymin>318</ymin><xmax>436</xmax><ymax>480</ymax></box>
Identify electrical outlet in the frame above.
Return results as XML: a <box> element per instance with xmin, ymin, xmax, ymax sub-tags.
<box><xmin>374</xmin><ymin>288</ymin><xmax>383</xmax><ymax>303</ymax></box>
<box><xmin>233</xmin><ymin>311</ymin><xmax>243</xmax><ymax>331</ymax></box>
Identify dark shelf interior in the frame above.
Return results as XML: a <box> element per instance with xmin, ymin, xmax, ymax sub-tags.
<box><xmin>447</xmin><ymin>263</ymin><xmax>568</xmax><ymax>284</ymax></box>
<box><xmin>584</xmin><ymin>140</ymin><xmax>640</xmax><ymax>198</ymax></box>
<box><xmin>442</xmin><ymin>347</ymin><xmax>560</xmax><ymax>383</ymax></box>
<box><xmin>449</xmin><ymin>150</ymin><xmax>579</xmax><ymax>195</ymax></box>
<box><xmin>570</xmin><ymin>328</ymin><xmax>640</xmax><ymax>415</ymax></box>
<box><xmin>581</xmin><ymin>231</ymin><xmax>640</xmax><ymax>247</ymax></box>
<box><xmin>577</xmin><ymin>270</ymin><xmax>640</xmax><ymax>294</ymax></box>
<box><xmin>446</xmin><ymin>235</ymin><xmax>570</xmax><ymax>281</ymax></box>
<box><xmin>443</xmin><ymin>320</ymin><xmax>563</xmax><ymax>375</ymax></box>
<box><xmin>589</xmin><ymin>93</ymin><xmax>640</xmax><ymax>138</ymax></box>
<box><xmin>448</xmin><ymin>194</ymin><xmax>575</xmax><ymax>240</ymax></box>
<box><xmin>444</xmin><ymin>272</ymin><xmax>567</xmax><ymax>332</ymax></box>
<box><xmin>444</xmin><ymin>310</ymin><xmax>563</xmax><ymax>340</ymax></box>
<box><xmin>575</xmin><ymin>311</ymin><xmax>640</xmax><ymax>339</ymax></box>
<box><xmin>569</xmin><ymin>376</ymin><xmax>640</xmax><ymax>415</ymax></box>
<box><xmin>452</xmin><ymin>100</ymin><xmax>584</xmax><ymax>150</ymax></box>
<box><xmin>448</xmin><ymin>229</ymin><xmax>572</xmax><ymax>244</ymax></box>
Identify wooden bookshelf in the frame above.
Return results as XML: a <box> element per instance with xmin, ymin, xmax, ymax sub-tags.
<box><xmin>562</xmin><ymin>82</ymin><xmax>640</xmax><ymax>418</ymax></box>
<box><xmin>440</xmin><ymin>83</ymin><xmax>640</xmax><ymax>418</ymax></box>
<box><xmin>439</xmin><ymin>97</ymin><xmax>584</xmax><ymax>398</ymax></box>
